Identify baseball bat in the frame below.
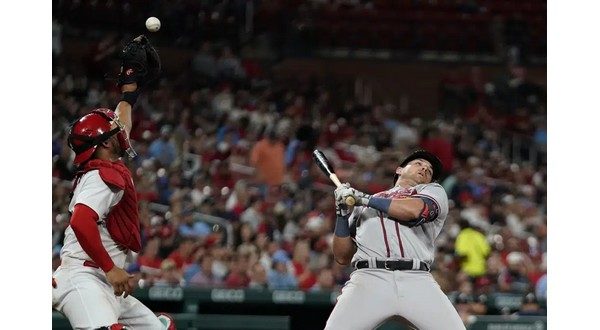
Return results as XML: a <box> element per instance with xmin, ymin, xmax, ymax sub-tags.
<box><xmin>312</xmin><ymin>149</ymin><xmax>356</xmax><ymax>206</ymax></box>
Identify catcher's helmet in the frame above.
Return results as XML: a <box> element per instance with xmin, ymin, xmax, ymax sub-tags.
<box><xmin>67</xmin><ymin>108</ymin><xmax>136</xmax><ymax>166</ymax></box>
<box><xmin>393</xmin><ymin>150</ymin><xmax>443</xmax><ymax>185</ymax></box>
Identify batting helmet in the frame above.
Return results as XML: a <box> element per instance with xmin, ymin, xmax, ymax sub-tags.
<box><xmin>393</xmin><ymin>149</ymin><xmax>443</xmax><ymax>185</ymax></box>
<box><xmin>67</xmin><ymin>108</ymin><xmax>136</xmax><ymax>166</ymax></box>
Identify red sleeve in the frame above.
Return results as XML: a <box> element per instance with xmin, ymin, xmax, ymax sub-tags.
<box><xmin>70</xmin><ymin>203</ymin><xmax>115</xmax><ymax>273</ymax></box>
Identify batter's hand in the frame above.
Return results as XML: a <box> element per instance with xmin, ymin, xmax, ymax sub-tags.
<box><xmin>341</xmin><ymin>186</ymin><xmax>372</xmax><ymax>206</ymax></box>
<box><xmin>334</xmin><ymin>183</ymin><xmax>351</xmax><ymax>205</ymax></box>
<box><xmin>336</xmin><ymin>202</ymin><xmax>351</xmax><ymax>217</ymax></box>
<box><xmin>106</xmin><ymin>266</ymin><xmax>135</xmax><ymax>298</ymax></box>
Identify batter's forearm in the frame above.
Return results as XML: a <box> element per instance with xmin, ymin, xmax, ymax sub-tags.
<box><xmin>367</xmin><ymin>197</ymin><xmax>423</xmax><ymax>222</ymax></box>
<box><xmin>387</xmin><ymin>198</ymin><xmax>423</xmax><ymax>221</ymax></box>
<box><xmin>332</xmin><ymin>236</ymin><xmax>356</xmax><ymax>265</ymax></box>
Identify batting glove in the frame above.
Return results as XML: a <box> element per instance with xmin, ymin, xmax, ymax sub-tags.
<box><xmin>334</xmin><ymin>183</ymin><xmax>351</xmax><ymax>205</ymax></box>
<box><xmin>342</xmin><ymin>187</ymin><xmax>372</xmax><ymax>206</ymax></box>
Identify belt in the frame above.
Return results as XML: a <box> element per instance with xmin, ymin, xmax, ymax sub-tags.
<box><xmin>83</xmin><ymin>260</ymin><xmax>100</xmax><ymax>269</ymax></box>
<box><xmin>60</xmin><ymin>258</ymin><xmax>100</xmax><ymax>269</ymax></box>
<box><xmin>353</xmin><ymin>259</ymin><xmax>430</xmax><ymax>272</ymax></box>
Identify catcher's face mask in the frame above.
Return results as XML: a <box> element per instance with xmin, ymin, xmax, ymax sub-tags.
<box><xmin>98</xmin><ymin>109</ymin><xmax>137</xmax><ymax>160</ymax></box>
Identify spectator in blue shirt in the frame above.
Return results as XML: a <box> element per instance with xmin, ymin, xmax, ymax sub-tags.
<box><xmin>149</xmin><ymin>125</ymin><xmax>177</xmax><ymax>167</ymax></box>
<box><xmin>535</xmin><ymin>274</ymin><xmax>547</xmax><ymax>300</ymax></box>
<box><xmin>178</xmin><ymin>208</ymin><xmax>212</xmax><ymax>239</ymax></box>
<box><xmin>267</xmin><ymin>252</ymin><xmax>298</xmax><ymax>290</ymax></box>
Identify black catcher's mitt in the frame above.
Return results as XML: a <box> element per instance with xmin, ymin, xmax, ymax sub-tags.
<box><xmin>116</xmin><ymin>35</ymin><xmax>161</xmax><ymax>87</ymax></box>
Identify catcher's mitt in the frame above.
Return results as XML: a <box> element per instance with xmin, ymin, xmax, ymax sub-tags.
<box><xmin>117</xmin><ymin>35</ymin><xmax>161</xmax><ymax>87</ymax></box>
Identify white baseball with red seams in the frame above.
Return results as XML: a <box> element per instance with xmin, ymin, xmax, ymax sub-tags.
<box><xmin>325</xmin><ymin>183</ymin><xmax>466</xmax><ymax>330</ymax></box>
<box><xmin>52</xmin><ymin>171</ymin><xmax>164</xmax><ymax>329</ymax></box>
<box><xmin>145</xmin><ymin>17</ymin><xmax>161</xmax><ymax>32</ymax></box>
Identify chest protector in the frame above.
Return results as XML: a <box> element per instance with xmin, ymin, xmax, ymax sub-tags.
<box><xmin>74</xmin><ymin>159</ymin><xmax>142</xmax><ymax>252</ymax></box>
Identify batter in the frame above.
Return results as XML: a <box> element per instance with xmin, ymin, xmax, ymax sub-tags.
<box><xmin>325</xmin><ymin>150</ymin><xmax>464</xmax><ymax>330</ymax></box>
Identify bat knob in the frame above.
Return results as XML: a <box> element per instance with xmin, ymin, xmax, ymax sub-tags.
<box><xmin>345</xmin><ymin>195</ymin><xmax>356</xmax><ymax>206</ymax></box>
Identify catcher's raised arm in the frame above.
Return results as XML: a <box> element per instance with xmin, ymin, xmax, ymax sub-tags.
<box><xmin>114</xmin><ymin>35</ymin><xmax>161</xmax><ymax>135</ymax></box>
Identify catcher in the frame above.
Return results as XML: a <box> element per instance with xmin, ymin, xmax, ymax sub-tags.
<box><xmin>52</xmin><ymin>35</ymin><xmax>175</xmax><ymax>329</ymax></box>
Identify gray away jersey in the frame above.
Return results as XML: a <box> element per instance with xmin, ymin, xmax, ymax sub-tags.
<box><xmin>349</xmin><ymin>183</ymin><xmax>449</xmax><ymax>266</ymax></box>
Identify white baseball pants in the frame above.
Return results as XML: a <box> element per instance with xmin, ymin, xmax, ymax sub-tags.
<box><xmin>325</xmin><ymin>268</ymin><xmax>465</xmax><ymax>330</ymax></box>
<box><xmin>52</xmin><ymin>262</ymin><xmax>164</xmax><ymax>329</ymax></box>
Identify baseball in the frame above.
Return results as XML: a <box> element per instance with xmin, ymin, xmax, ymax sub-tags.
<box><xmin>145</xmin><ymin>17</ymin><xmax>161</xmax><ymax>32</ymax></box>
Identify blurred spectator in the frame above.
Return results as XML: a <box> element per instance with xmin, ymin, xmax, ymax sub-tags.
<box><xmin>52</xmin><ymin>18</ymin><xmax>62</xmax><ymax>57</ymax></box>
<box><xmin>224</xmin><ymin>254</ymin><xmax>251</xmax><ymax>288</ymax></box>
<box><xmin>189</xmin><ymin>254</ymin><xmax>223</xmax><ymax>287</ymax></box>
<box><xmin>473</xmin><ymin>276</ymin><xmax>495</xmax><ymax>296</ymax></box>
<box><xmin>534</xmin><ymin>253</ymin><xmax>548</xmax><ymax>299</ymax></box>
<box><xmin>533</xmin><ymin>117</ymin><xmax>547</xmax><ymax>147</ymax></box>
<box><xmin>535</xmin><ymin>273</ymin><xmax>547</xmax><ymax>300</ymax></box>
<box><xmin>267</xmin><ymin>251</ymin><xmax>298</xmax><ymax>290</ymax></box>
<box><xmin>183</xmin><ymin>247</ymin><xmax>205</xmax><ymax>283</ymax></box>
<box><xmin>154</xmin><ymin>259</ymin><xmax>185</xmax><ymax>287</ymax></box>
<box><xmin>240</xmin><ymin>197</ymin><xmax>264</xmax><ymax>233</ymax></box>
<box><xmin>248</xmin><ymin>262</ymin><xmax>269</xmax><ymax>290</ymax></box>
<box><xmin>137</xmin><ymin>237</ymin><xmax>164</xmax><ymax>274</ymax></box>
<box><xmin>167</xmin><ymin>237</ymin><xmax>196</xmax><ymax>270</ymax></box>
<box><xmin>237</xmin><ymin>223</ymin><xmax>258</xmax><ymax>256</ymax></box>
<box><xmin>454</xmin><ymin>218</ymin><xmax>491</xmax><ymax>279</ymax></box>
<box><xmin>191</xmin><ymin>41</ymin><xmax>217</xmax><ymax>86</ymax></box>
<box><xmin>292</xmin><ymin>240</ymin><xmax>317</xmax><ymax>290</ymax></box>
<box><xmin>136</xmin><ymin>172</ymin><xmax>159</xmax><ymax>203</ymax></box>
<box><xmin>310</xmin><ymin>268</ymin><xmax>336</xmax><ymax>292</ymax></box>
<box><xmin>515</xmin><ymin>292</ymin><xmax>545</xmax><ymax>316</ymax></box>
<box><xmin>212</xmin><ymin>85</ymin><xmax>235</xmax><ymax>115</ymax></box>
<box><xmin>226</xmin><ymin>180</ymin><xmax>251</xmax><ymax>217</ymax></box>
<box><xmin>250</xmin><ymin>129</ymin><xmax>286</xmax><ymax>188</ymax></box>
<box><xmin>149</xmin><ymin>125</ymin><xmax>177</xmax><ymax>168</ymax></box>
<box><xmin>52</xmin><ymin>143</ymin><xmax>76</xmax><ymax>181</ymax></box>
<box><xmin>471</xmin><ymin>294</ymin><xmax>489</xmax><ymax>316</ymax></box>
<box><xmin>454</xmin><ymin>293</ymin><xmax>474</xmax><ymax>326</ymax></box>
<box><xmin>178</xmin><ymin>208</ymin><xmax>212</xmax><ymax>239</ymax></box>
<box><xmin>216</xmin><ymin>46</ymin><xmax>246</xmax><ymax>83</ymax></box>
<box><xmin>419</xmin><ymin>126</ymin><xmax>454</xmax><ymax>175</ymax></box>
<box><xmin>498</xmin><ymin>252</ymin><xmax>532</xmax><ymax>293</ymax></box>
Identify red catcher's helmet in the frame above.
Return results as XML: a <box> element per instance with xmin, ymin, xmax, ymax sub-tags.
<box><xmin>67</xmin><ymin>108</ymin><xmax>137</xmax><ymax>166</ymax></box>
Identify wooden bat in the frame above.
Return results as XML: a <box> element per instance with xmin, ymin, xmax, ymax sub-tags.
<box><xmin>312</xmin><ymin>149</ymin><xmax>356</xmax><ymax>206</ymax></box>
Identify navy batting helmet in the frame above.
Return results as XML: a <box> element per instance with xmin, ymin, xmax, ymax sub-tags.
<box><xmin>393</xmin><ymin>150</ymin><xmax>443</xmax><ymax>185</ymax></box>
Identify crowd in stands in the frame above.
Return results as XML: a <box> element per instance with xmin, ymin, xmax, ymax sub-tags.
<box><xmin>52</xmin><ymin>7</ymin><xmax>547</xmax><ymax>322</ymax></box>
<box><xmin>54</xmin><ymin>0</ymin><xmax>545</xmax><ymax>59</ymax></box>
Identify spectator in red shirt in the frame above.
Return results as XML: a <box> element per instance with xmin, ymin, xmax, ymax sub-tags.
<box><xmin>167</xmin><ymin>237</ymin><xmax>197</xmax><ymax>270</ymax></box>
<box><xmin>310</xmin><ymin>268</ymin><xmax>336</xmax><ymax>292</ymax></box>
<box><xmin>292</xmin><ymin>240</ymin><xmax>317</xmax><ymax>291</ymax></box>
<box><xmin>419</xmin><ymin>126</ymin><xmax>454</xmax><ymax>175</ymax></box>
<box><xmin>224</xmin><ymin>254</ymin><xmax>251</xmax><ymax>288</ymax></box>
<box><xmin>137</xmin><ymin>237</ymin><xmax>163</xmax><ymax>271</ymax></box>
